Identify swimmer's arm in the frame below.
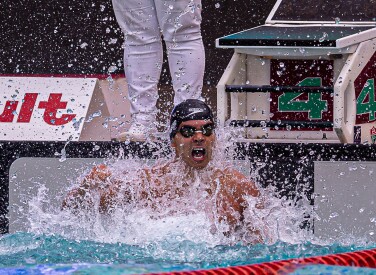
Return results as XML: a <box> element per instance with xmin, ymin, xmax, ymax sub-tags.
<box><xmin>61</xmin><ymin>164</ymin><xmax>120</xmax><ymax>213</ymax></box>
<box><xmin>230</xmin><ymin>169</ymin><xmax>266</xmax><ymax>243</ymax></box>
<box><xmin>231</xmin><ymin>169</ymin><xmax>263</xmax><ymax>209</ymax></box>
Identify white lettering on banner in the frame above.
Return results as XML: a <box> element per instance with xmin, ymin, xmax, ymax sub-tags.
<box><xmin>0</xmin><ymin>77</ymin><xmax>97</xmax><ymax>141</ymax></box>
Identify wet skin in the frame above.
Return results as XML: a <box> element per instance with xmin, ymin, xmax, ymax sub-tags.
<box><xmin>62</xmin><ymin>119</ymin><xmax>264</xmax><ymax>243</ymax></box>
<box><xmin>171</xmin><ymin>119</ymin><xmax>215</xmax><ymax>169</ymax></box>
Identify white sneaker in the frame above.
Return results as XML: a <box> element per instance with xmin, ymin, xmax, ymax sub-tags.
<box><xmin>117</xmin><ymin>123</ymin><xmax>147</xmax><ymax>142</ymax></box>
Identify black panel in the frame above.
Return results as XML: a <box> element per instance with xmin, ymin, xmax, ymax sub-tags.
<box><xmin>273</xmin><ymin>0</ymin><xmax>376</xmax><ymax>22</ymax></box>
<box><xmin>237</xmin><ymin>143</ymin><xmax>376</xmax><ymax>201</ymax></box>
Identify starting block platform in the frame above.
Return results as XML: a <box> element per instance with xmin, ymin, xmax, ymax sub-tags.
<box><xmin>216</xmin><ymin>0</ymin><xmax>376</xmax><ymax>144</ymax></box>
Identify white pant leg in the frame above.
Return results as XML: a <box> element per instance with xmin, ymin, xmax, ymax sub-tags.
<box><xmin>112</xmin><ymin>0</ymin><xmax>162</xmax><ymax>126</ymax></box>
<box><xmin>155</xmin><ymin>0</ymin><xmax>205</xmax><ymax>105</ymax></box>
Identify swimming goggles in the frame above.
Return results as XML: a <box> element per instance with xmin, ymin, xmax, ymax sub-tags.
<box><xmin>178</xmin><ymin>124</ymin><xmax>215</xmax><ymax>138</ymax></box>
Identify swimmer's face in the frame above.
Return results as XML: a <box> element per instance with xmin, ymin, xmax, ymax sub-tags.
<box><xmin>171</xmin><ymin>119</ymin><xmax>215</xmax><ymax>169</ymax></box>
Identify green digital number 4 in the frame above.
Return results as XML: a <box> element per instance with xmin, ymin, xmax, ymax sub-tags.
<box><xmin>278</xmin><ymin>78</ymin><xmax>327</xmax><ymax>119</ymax></box>
<box><xmin>356</xmin><ymin>78</ymin><xmax>376</xmax><ymax>121</ymax></box>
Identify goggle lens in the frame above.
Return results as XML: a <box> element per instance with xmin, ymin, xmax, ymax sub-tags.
<box><xmin>179</xmin><ymin>124</ymin><xmax>214</xmax><ymax>138</ymax></box>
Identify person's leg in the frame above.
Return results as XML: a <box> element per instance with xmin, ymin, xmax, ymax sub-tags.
<box><xmin>112</xmin><ymin>0</ymin><xmax>162</xmax><ymax>134</ymax></box>
<box><xmin>155</xmin><ymin>0</ymin><xmax>205</xmax><ymax>105</ymax></box>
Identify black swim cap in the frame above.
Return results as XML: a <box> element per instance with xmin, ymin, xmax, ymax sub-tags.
<box><xmin>170</xmin><ymin>99</ymin><xmax>214</xmax><ymax>139</ymax></box>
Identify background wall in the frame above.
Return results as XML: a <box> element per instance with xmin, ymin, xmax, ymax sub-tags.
<box><xmin>0</xmin><ymin>0</ymin><xmax>276</xmax><ymax>125</ymax></box>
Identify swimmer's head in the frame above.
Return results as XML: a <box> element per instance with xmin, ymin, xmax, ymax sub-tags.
<box><xmin>170</xmin><ymin>99</ymin><xmax>215</xmax><ymax>169</ymax></box>
<box><xmin>170</xmin><ymin>99</ymin><xmax>214</xmax><ymax>140</ymax></box>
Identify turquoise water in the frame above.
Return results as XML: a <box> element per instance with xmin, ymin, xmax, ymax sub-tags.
<box><xmin>0</xmin><ymin>232</ymin><xmax>375</xmax><ymax>274</ymax></box>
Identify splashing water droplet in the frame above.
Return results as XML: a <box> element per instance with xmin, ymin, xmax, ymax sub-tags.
<box><xmin>80</xmin><ymin>42</ymin><xmax>88</xmax><ymax>49</ymax></box>
<box><xmin>319</xmin><ymin>32</ymin><xmax>328</xmax><ymax>42</ymax></box>
<box><xmin>59</xmin><ymin>148</ymin><xmax>67</xmax><ymax>162</ymax></box>
<box><xmin>108</xmin><ymin>65</ymin><xmax>117</xmax><ymax>73</ymax></box>
<box><xmin>92</xmin><ymin>110</ymin><xmax>102</xmax><ymax>118</ymax></box>
<box><xmin>329</xmin><ymin>212</ymin><xmax>339</xmax><ymax>219</ymax></box>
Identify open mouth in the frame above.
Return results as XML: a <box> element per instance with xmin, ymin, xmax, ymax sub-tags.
<box><xmin>191</xmin><ymin>147</ymin><xmax>206</xmax><ymax>161</ymax></box>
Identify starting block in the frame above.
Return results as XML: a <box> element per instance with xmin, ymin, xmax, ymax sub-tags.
<box><xmin>216</xmin><ymin>0</ymin><xmax>376</xmax><ymax>144</ymax></box>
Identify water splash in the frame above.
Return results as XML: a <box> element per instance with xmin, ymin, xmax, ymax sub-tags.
<box><xmin>23</xmin><ymin>126</ymin><xmax>312</xmax><ymax>248</ymax></box>
<box><xmin>54</xmin><ymin>135</ymin><xmax>73</xmax><ymax>162</ymax></box>
<box><xmin>7</xmin><ymin>125</ymin><xmax>373</xmax><ymax>270</ymax></box>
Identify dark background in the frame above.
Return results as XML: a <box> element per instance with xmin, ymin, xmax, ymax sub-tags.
<box><xmin>274</xmin><ymin>0</ymin><xmax>376</xmax><ymax>22</ymax></box>
<box><xmin>0</xmin><ymin>0</ymin><xmax>276</xmax><ymax>110</ymax></box>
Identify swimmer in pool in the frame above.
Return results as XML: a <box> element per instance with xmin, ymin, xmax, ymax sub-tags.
<box><xmin>62</xmin><ymin>99</ymin><xmax>265</xmax><ymax>243</ymax></box>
